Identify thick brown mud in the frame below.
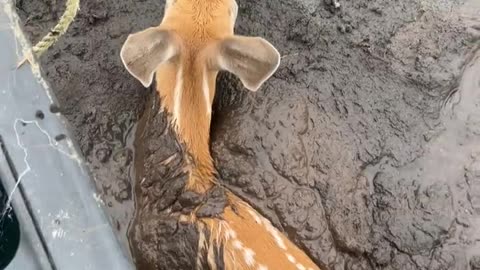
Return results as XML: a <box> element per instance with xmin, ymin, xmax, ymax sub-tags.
<box><xmin>15</xmin><ymin>0</ymin><xmax>480</xmax><ymax>269</ymax></box>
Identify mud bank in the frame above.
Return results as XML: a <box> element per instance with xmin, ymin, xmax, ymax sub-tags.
<box><xmin>15</xmin><ymin>0</ymin><xmax>480</xmax><ymax>269</ymax></box>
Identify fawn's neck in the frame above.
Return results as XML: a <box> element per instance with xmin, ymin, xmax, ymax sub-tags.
<box><xmin>155</xmin><ymin>58</ymin><xmax>217</xmax><ymax>193</ymax></box>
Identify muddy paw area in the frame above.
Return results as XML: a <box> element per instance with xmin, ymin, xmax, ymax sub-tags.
<box><xmin>12</xmin><ymin>0</ymin><xmax>480</xmax><ymax>269</ymax></box>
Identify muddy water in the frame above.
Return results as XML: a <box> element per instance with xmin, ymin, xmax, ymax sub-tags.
<box><xmin>15</xmin><ymin>0</ymin><xmax>480</xmax><ymax>269</ymax></box>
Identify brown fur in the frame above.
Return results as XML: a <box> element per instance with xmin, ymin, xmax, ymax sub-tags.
<box><xmin>155</xmin><ymin>0</ymin><xmax>234</xmax><ymax>193</ymax></box>
<box><xmin>201</xmin><ymin>193</ymin><xmax>321</xmax><ymax>270</ymax></box>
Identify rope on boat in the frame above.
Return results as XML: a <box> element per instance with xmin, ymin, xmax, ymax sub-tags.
<box><xmin>17</xmin><ymin>0</ymin><xmax>80</xmax><ymax>68</ymax></box>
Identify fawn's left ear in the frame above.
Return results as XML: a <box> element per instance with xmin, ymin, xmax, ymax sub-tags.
<box><xmin>207</xmin><ymin>35</ymin><xmax>281</xmax><ymax>92</ymax></box>
<box><xmin>120</xmin><ymin>27</ymin><xmax>179</xmax><ymax>88</ymax></box>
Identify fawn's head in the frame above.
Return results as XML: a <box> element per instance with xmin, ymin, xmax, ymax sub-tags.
<box><xmin>120</xmin><ymin>0</ymin><xmax>280</xmax><ymax>123</ymax></box>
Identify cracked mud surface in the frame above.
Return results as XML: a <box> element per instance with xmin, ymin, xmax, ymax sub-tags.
<box><xmin>16</xmin><ymin>0</ymin><xmax>480</xmax><ymax>269</ymax></box>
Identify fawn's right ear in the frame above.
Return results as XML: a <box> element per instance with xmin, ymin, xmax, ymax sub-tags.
<box><xmin>120</xmin><ymin>27</ymin><xmax>179</xmax><ymax>88</ymax></box>
<box><xmin>206</xmin><ymin>35</ymin><xmax>280</xmax><ymax>92</ymax></box>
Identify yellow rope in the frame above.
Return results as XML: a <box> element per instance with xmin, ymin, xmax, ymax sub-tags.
<box><xmin>17</xmin><ymin>0</ymin><xmax>80</xmax><ymax>68</ymax></box>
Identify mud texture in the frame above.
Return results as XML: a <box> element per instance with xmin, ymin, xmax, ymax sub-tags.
<box><xmin>15</xmin><ymin>0</ymin><xmax>480</xmax><ymax>269</ymax></box>
<box><xmin>129</xmin><ymin>90</ymin><xmax>229</xmax><ymax>269</ymax></box>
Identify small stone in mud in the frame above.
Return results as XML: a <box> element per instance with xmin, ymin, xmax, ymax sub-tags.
<box><xmin>35</xmin><ymin>110</ymin><xmax>45</xmax><ymax>120</ymax></box>
<box><xmin>112</xmin><ymin>149</ymin><xmax>133</xmax><ymax>166</ymax></box>
<box><xmin>333</xmin><ymin>0</ymin><xmax>340</xmax><ymax>8</ymax></box>
<box><xmin>370</xmin><ymin>7</ymin><xmax>383</xmax><ymax>15</ymax></box>
<box><xmin>88</xmin><ymin>10</ymin><xmax>108</xmax><ymax>25</ymax></box>
<box><xmin>471</xmin><ymin>256</ymin><xmax>480</xmax><ymax>270</ymax></box>
<box><xmin>118</xmin><ymin>190</ymin><xmax>130</xmax><ymax>201</ymax></box>
<box><xmin>95</xmin><ymin>148</ymin><xmax>112</xmax><ymax>163</ymax></box>
<box><xmin>345</xmin><ymin>25</ymin><xmax>352</xmax><ymax>33</ymax></box>
<box><xmin>336</xmin><ymin>24</ymin><xmax>353</xmax><ymax>34</ymax></box>
<box><xmin>325</xmin><ymin>0</ymin><xmax>341</xmax><ymax>8</ymax></box>
<box><xmin>55</xmin><ymin>134</ymin><xmax>67</xmax><ymax>141</ymax></box>
<box><xmin>49</xmin><ymin>104</ymin><xmax>61</xmax><ymax>114</ymax></box>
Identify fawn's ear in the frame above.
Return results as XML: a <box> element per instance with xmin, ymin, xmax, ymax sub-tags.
<box><xmin>120</xmin><ymin>27</ymin><xmax>179</xmax><ymax>87</ymax></box>
<box><xmin>207</xmin><ymin>35</ymin><xmax>280</xmax><ymax>91</ymax></box>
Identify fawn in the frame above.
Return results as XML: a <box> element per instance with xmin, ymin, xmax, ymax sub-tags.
<box><xmin>120</xmin><ymin>0</ymin><xmax>321</xmax><ymax>269</ymax></box>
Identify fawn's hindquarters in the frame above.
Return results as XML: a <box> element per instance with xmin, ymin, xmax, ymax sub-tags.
<box><xmin>195</xmin><ymin>192</ymin><xmax>321</xmax><ymax>270</ymax></box>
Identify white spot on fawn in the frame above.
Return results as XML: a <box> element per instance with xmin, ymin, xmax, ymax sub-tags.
<box><xmin>247</xmin><ymin>208</ymin><xmax>262</xmax><ymax>224</ymax></box>
<box><xmin>233</xmin><ymin>240</ymin><xmax>243</xmax><ymax>250</ymax></box>
<box><xmin>173</xmin><ymin>66</ymin><xmax>184</xmax><ymax>127</ymax></box>
<box><xmin>258</xmin><ymin>264</ymin><xmax>268</xmax><ymax>270</ymax></box>
<box><xmin>286</xmin><ymin>253</ymin><xmax>296</xmax><ymax>264</ymax></box>
<box><xmin>284</xmin><ymin>254</ymin><xmax>310</xmax><ymax>270</ymax></box>
<box><xmin>202</xmin><ymin>69</ymin><xmax>211</xmax><ymax>115</ymax></box>
<box><xmin>226</xmin><ymin>229</ymin><xmax>237</xmax><ymax>240</ymax></box>
<box><xmin>296</xmin><ymin>264</ymin><xmax>306</xmax><ymax>270</ymax></box>
<box><xmin>263</xmin><ymin>219</ymin><xmax>287</xmax><ymax>250</ymax></box>
<box><xmin>243</xmin><ymin>247</ymin><xmax>255</xmax><ymax>266</ymax></box>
